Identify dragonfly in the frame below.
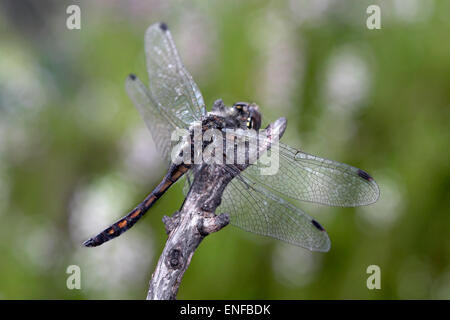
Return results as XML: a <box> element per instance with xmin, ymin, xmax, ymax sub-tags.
<box><xmin>83</xmin><ymin>22</ymin><xmax>379</xmax><ymax>252</ymax></box>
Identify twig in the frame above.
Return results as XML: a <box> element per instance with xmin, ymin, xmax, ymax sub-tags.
<box><xmin>146</xmin><ymin>164</ymin><xmax>234</xmax><ymax>300</ymax></box>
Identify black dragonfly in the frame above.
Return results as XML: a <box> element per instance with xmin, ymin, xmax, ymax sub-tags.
<box><xmin>83</xmin><ymin>22</ymin><xmax>379</xmax><ymax>252</ymax></box>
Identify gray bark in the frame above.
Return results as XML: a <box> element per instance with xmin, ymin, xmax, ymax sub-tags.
<box><xmin>146</xmin><ymin>164</ymin><xmax>235</xmax><ymax>300</ymax></box>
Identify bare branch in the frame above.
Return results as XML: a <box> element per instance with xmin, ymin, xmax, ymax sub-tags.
<box><xmin>147</xmin><ymin>164</ymin><xmax>233</xmax><ymax>300</ymax></box>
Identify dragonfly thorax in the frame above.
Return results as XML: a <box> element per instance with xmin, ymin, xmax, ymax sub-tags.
<box><xmin>170</xmin><ymin>99</ymin><xmax>266</xmax><ymax>168</ymax></box>
<box><xmin>208</xmin><ymin>99</ymin><xmax>262</xmax><ymax>131</ymax></box>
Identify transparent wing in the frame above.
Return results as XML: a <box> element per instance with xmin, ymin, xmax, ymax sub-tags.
<box><xmin>182</xmin><ymin>170</ymin><xmax>195</xmax><ymax>196</ymax></box>
<box><xmin>243</xmin><ymin>141</ymin><xmax>380</xmax><ymax>207</ymax></box>
<box><xmin>125</xmin><ymin>75</ymin><xmax>177</xmax><ymax>163</ymax></box>
<box><xmin>145</xmin><ymin>23</ymin><xmax>205</xmax><ymax>125</ymax></box>
<box><xmin>218</xmin><ymin>173</ymin><xmax>331</xmax><ymax>252</ymax></box>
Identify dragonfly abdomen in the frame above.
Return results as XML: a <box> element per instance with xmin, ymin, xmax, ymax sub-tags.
<box><xmin>83</xmin><ymin>163</ymin><xmax>190</xmax><ymax>247</ymax></box>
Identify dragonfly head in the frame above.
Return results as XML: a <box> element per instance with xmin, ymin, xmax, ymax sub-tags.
<box><xmin>232</xmin><ymin>102</ymin><xmax>262</xmax><ymax>131</ymax></box>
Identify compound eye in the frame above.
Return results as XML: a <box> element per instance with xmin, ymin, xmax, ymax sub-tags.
<box><xmin>233</xmin><ymin>102</ymin><xmax>248</xmax><ymax>112</ymax></box>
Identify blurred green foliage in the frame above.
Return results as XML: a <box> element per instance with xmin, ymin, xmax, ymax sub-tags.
<box><xmin>0</xmin><ymin>0</ymin><xmax>449</xmax><ymax>299</ymax></box>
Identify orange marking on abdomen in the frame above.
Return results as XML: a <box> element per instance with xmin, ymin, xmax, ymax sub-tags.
<box><xmin>159</xmin><ymin>180</ymin><xmax>172</xmax><ymax>193</ymax></box>
<box><xmin>171</xmin><ymin>170</ymin><xmax>184</xmax><ymax>181</ymax></box>
<box><xmin>118</xmin><ymin>220</ymin><xmax>127</xmax><ymax>228</ymax></box>
<box><xmin>130</xmin><ymin>209</ymin><xmax>141</xmax><ymax>218</ymax></box>
<box><xmin>108</xmin><ymin>228</ymin><xmax>115</xmax><ymax>235</ymax></box>
<box><xmin>145</xmin><ymin>195</ymin><xmax>157</xmax><ymax>207</ymax></box>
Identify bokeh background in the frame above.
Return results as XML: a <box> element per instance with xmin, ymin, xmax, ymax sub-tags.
<box><xmin>0</xmin><ymin>0</ymin><xmax>449</xmax><ymax>299</ymax></box>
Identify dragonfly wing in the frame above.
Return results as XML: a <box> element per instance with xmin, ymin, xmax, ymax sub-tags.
<box><xmin>125</xmin><ymin>75</ymin><xmax>177</xmax><ymax>163</ymax></box>
<box><xmin>217</xmin><ymin>173</ymin><xmax>331</xmax><ymax>252</ymax></box>
<box><xmin>182</xmin><ymin>169</ymin><xmax>195</xmax><ymax>197</ymax></box>
<box><xmin>243</xmin><ymin>142</ymin><xmax>380</xmax><ymax>207</ymax></box>
<box><xmin>145</xmin><ymin>23</ymin><xmax>206</xmax><ymax>125</ymax></box>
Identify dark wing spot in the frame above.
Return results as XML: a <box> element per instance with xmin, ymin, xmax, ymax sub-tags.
<box><xmin>357</xmin><ymin>169</ymin><xmax>373</xmax><ymax>181</ymax></box>
<box><xmin>129</xmin><ymin>73</ymin><xmax>136</xmax><ymax>80</ymax></box>
<box><xmin>159</xmin><ymin>22</ymin><xmax>168</xmax><ymax>31</ymax></box>
<box><xmin>311</xmin><ymin>219</ymin><xmax>325</xmax><ymax>231</ymax></box>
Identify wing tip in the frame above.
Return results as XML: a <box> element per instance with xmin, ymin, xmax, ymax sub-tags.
<box><xmin>159</xmin><ymin>22</ymin><xmax>169</xmax><ymax>32</ymax></box>
<box><xmin>357</xmin><ymin>168</ymin><xmax>381</xmax><ymax>204</ymax></box>
<box><xmin>372</xmin><ymin>183</ymin><xmax>381</xmax><ymax>203</ymax></box>
<box><xmin>310</xmin><ymin>219</ymin><xmax>331</xmax><ymax>252</ymax></box>
<box><xmin>316</xmin><ymin>242</ymin><xmax>331</xmax><ymax>252</ymax></box>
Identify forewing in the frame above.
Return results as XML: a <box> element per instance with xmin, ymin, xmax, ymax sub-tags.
<box><xmin>145</xmin><ymin>23</ymin><xmax>206</xmax><ymax>125</ymax></box>
<box><xmin>217</xmin><ymin>174</ymin><xmax>331</xmax><ymax>252</ymax></box>
<box><xmin>244</xmin><ymin>142</ymin><xmax>380</xmax><ymax>207</ymax></box>
<box><xmin>125</xmin><ymin>75</ymin><xmax>175</xmax><ymax>163</ymax></box>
